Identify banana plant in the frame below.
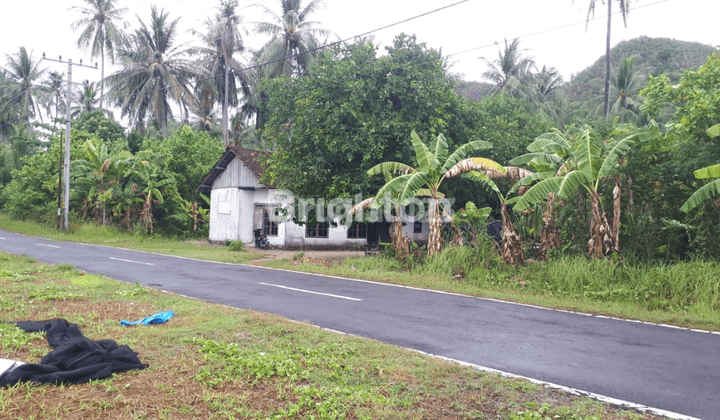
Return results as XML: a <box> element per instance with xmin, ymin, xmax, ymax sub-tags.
<box><xmin>132</xmin><ymin>161</ymin><xmax>173</xmax><ymax>234</ymax></box>
<box><xmin>74</xmin><ymin>140</ymin><xmax>133</xmax><ymax>225</ymax></box>
<box><xmin>513</xmin><ymin>128</ymin><xmax>644</xmax><ymax>259</ymax></box>
<box><xmin>465</xmin><ymin>166</ymin><xmax>532</xmax><ymax>266</ymax></box>
<box><xmin>368</xmin><ymin>131</ymin><xmax>505</xmax><ymax>256</ymax></box>
<box><xmin>510</xmin><ymin>130</ymin><xmax>572</xmax><ymax>259</ymax></box>
<box><xmin>680</xmin><ymin>123</ymin><xmax>720</xmax><ymax>213</ymax></box>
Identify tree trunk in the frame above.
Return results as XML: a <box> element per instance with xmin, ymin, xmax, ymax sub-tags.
<box><xmin>612</xmin><ymin>174</ymin><xmax>621</xmax><ymax>251</ymax></box>
<box><xmin>500</xmin><ymin>202</ymin><xmax>525</xmax><ymax>266</ymax></box>
<box><xmin>100</xmin><ymin>45</ymin><xmax>105</xmax><ymax>110</ymax></box>
<box><xmin>223</xmin><ymin>64</ymin><xmax>229</xmax><ymax>146</ymax></box>
<box><xmin>391</xmin><ymin>204</ymin><xmax>409</xmax><ymax>255</ymax></box>
<box><xmin>603</xmin><ymin>0</ymin><xmax>612</xmax><ymax>118</ymax></box>
<box><xmin>589</xmin><ymin>190</ymin><xmax>617</xmax><ymax>259</ymax></box>
<box><xmin>538</xmin><ymin>192</ymin><xmax>561</xmax><ymax>260</ymax></box>
<box><xmin>427</xmin><ymin>198</ymin><xmax>443</xmax><ymax>256</ymax></box>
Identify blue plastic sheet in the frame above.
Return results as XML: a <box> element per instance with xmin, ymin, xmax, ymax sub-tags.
<box><xmin>120</xmin><ymin>311</ymin><xmax>174</xmax><ymax>326</ymax></box>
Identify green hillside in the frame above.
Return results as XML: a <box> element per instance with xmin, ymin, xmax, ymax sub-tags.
<box><xmin>565</xmin><ymin>36</ymin><xmax>716</xmax><ymax>104</ymax></box>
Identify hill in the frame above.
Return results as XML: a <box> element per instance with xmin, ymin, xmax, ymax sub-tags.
<box><xmin>564</xmin><ymin>36</ymin><xmax>716</xmax><ymax>104</ymax></box>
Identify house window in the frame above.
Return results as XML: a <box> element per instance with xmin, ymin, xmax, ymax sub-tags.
<box><xmin>263</xmin><ymin>208</ymin><xmax>278</xmax><ymax>236</ymax></box>
<box><xmin>347</xmin><ymin>222</ymin><xmax>367</xmax><ymax>238</ymax></box>
<box><xmin>414</xmin><ymin>221</ymin><xmax>422</xmax><ymax>233</ymax></box>
<box><xmin>305</xmin><ymin>222</ymin><xmax>329</xmax><ymax>238</ymax></box>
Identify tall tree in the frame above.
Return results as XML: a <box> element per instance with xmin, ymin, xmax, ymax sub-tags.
<box><xmin>577</xmin><ymin>0</ymin><xmax>629</xmax><ymax>118</ymax></box>
<box><xmin>255</xmin><ymin>0</ymin><xmax>332</xmax><ymax>78</ymax></box>
<box><xmin>71</xmin><ymin>0</ymin><xmax>128</xmax><ymax>109</ymax></box>
<box><xmin>192</xmin><ymin>0</ymin><xmax>251</xmax><ymax>145</ymax></box>
<box><xmin>106</xmin><ymin>6</ymin><xmax>204</xmax><ymax>137</ymax></box>
<box><xmin>3</xmin><ymin>47</ymin><xmax>46</xmax><ymax>123</ymax></box>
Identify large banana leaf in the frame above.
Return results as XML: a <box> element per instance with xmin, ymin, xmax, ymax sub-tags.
<box><xmin>373</xmin><ymin>171</ymin><xmax>430</xmax><ymax>208</ymax></box>
<box><xmin>508</xmin><ymin>171</ymin><xmax>556</xmax><ymax>194</ymax></box>
<box><xmin>439</xmin><ymin>140</ymin><xmax>493</xmax><ymax>174</ymax></box>
<box><xmin>706</xmin><ymin>123</ymin><xmax>720</xmax><ymax>138</ymax></box>
<box><xmin>509</xmin><ymin>152</ymin><xmax>562</xmax><ymax>168</ymax></box>
<box><xmin>596</xmin><ymin>134</ymin><xmax>635</xmax><ymax>184</ymax></box>
<box><xmin>512</xmin><ymin>176</ymin><xmax>563</xmax><ymax>212</ymax></box>
<box><xmin>557</xmin><ymin>170</ymin><xmax>590</xmax><ymax>200</ymax></box>
<box><xmin>574</xmin><ymin>129</ymin><xmax>602</xmax><ymax>184</ymax></box>
<box><xmin>680</xmin><ymin>179</ymin><xmax>720</xmax><ymax>213</ymax></box>
<box><xmin>410</xmin><ymin>131</ymin><xmax>435</xmax><ymax>172</ymax></box>
<box><xmin>348</xmin><ymin>197</ymin><xmax>375</xmax><ymax>216</ymax></box>
<box><xmin>526</xmin><ymin>131</ymin><xmax>570</xmax><ymax>153</ymax></box>
<box><xmin>463</xmin><ymin>170</ymin><xmax>501</xmax><ymax>196</ymax></box>
<box><xmin>367</xmin><ymin>161</ymin><xmax>414</xmax><ymax>177</ymax></box>
<box><xmin>443</xmin><ymin>157</ymin><xmax>504</xmax><ymax>179</ymax></box>
<box><xmin>429</xmin><ymin>133</ymin><xmax>449</xmax><ymax>167</ymax></box>
<box><xmin>694</xmin><ymin>163</ymin><xmax>720</xmax><ymax>179</ymax></box>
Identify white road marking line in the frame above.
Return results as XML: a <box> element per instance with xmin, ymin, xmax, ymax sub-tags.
<box><xmin>0</xmin><ymin>237</ymin><xmax>6</xmax><ymax>240</ymax></box>
<box><xmin>301</xmin><ymin>322</ymin><xmax>701</xmax><ymax>420</ymax></box>
<box><xmin>109</xmin><ymin>257</ymin><xmax>155</xmax><ymax>266</ymax></box>
<box><xmin>56</xmin><ymin>242</ymin><xmax>720</xmax><ymax>336</ymax></box>
<box><xmin>36</xmin><ymin>243</ymin><xmax>60</xmax><ymax>248</ymax></box>
<box><xmin>258</xmin><ymin>282</ymin><xmax>362</xmax><ymax>301</ymax></box>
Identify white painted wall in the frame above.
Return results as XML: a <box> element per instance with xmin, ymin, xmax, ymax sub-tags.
<box><xmin>209</xmin><ymin>188</ymin><xmax>240</xmax><ymax>242</ymax></box>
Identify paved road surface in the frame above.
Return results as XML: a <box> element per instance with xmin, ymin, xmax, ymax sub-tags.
<box><xmin>0</xmin><ymin>230</ymin><xmax>717</xmax><ymax>419</ymax></box>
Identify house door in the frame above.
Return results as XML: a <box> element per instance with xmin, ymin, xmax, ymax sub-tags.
<box><xmin>253</xmin><ymin>205</ymin><xmax>264</xmax><ymax>231</ymax></box>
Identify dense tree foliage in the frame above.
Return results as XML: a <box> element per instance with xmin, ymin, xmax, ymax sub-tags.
<box><xmin>261</xmin><ymin>35</ymin><xmax>477</xmax><ymax>200</ymax></box>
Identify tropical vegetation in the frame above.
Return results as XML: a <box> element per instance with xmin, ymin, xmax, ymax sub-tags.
<box><xmin>0</xmin><ymin>0</ymin><xmax>718</xmax><ymax>266</ymax></box>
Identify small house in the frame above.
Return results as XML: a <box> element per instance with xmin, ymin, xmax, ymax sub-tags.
<box><xmin>197</xmin><ymin>146</ymin><xmax>429</xmax><ymax>248</ymax></box>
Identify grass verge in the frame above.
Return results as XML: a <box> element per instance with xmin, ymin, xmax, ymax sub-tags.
<box><xmin>268</xmin><ymin>247</ymin><xmax>720</xmax><ymax>332</ymax></box>
<box><xmin>0</xmin><ymin>214</ymin><xmax>257</xmax><ymax>264</ymax></box>
<box><xmin>0</xmin><ymin>252</ymin><xmax>661</xmax><ymax>419</ymax></box>
<box><xmin>2</xmin><ymin>214</ymin><xmax>718</xmax><ymax>331</ymax></box>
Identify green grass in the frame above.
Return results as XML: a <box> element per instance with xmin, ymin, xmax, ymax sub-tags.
<box><xmin>0</xmin><ymin>252</ymin><xmax>656</xmax><ymax>419</ymax></box>
<box><xmin>0</xmin><ymin>213</ymin><xmax>258</xmax><ymax>264</ymax></box>
<box><xmin>264</xmin><ymin>248</ymin><xmax>720</xmax><ymax>331</ymax></box>
<box><xmin>2</xmin><ymin>213</ymin><xmax>719</xmax><ymax>331</ymax></box>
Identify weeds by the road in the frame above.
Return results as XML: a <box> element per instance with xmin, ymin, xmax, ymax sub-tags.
<box><xmin>265</xmin><ymin>247</ymin><xmax>720</xmax><ymax>331</ymax></box>
<box><xmin>0</xmin><ymin>252</ymin><xmax>660</xmax><ymax>419</ymax></box>
<box><xmin>0</xmin><ymin>214</ymin><xmax>257</xmax><ymax>264</ymax></box>
<box><xmin>2</xmin><ymin>213</ymin><xmax>719</xmax><ymax>331</ymax></box>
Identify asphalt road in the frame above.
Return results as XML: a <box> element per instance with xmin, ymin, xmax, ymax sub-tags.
<box><xmin>0</xmin><ymin>229</ymin><xmax>718</xmax><ymax>419</ymax></box>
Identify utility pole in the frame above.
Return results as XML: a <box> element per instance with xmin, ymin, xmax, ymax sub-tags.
<box><xmin>42</xmin><ymin>54</ymin><xmax>97</xmax><ymax>232</ymax></box>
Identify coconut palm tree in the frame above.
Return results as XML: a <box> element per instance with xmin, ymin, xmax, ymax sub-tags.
<box><xmin>106</xmin><ymin>6</ymin><xmax>204</xmax><ymax>137</ymax></box>
<box><xmin>255</xmin><ymin>0</ymin><xmax>332</xmax><ymax>78</ymax></box>
<box><xmin>481</xmin><ymin>38</ymin><xmax>535</xmax><ymax>97</ymax></box>
<box><xmin>192</xmin><ymin>0</ymin><xmax>252</xmax><ymax>144</ymax></box>
<box><xmin>369</xmin><ymin>131</ymin><xmax>505</xmax><ymax>256</ymax></box>
<box><xmin>71</xmin><ymin>0</ymin><xmax>128</xmax><ymax>109</ymax></box>
<box><xmin>609</xmin><ymin>56</ymin><xmax>643</xmax><ymax>122</ymax></box>
<box><xmin>576</xmin><ymin>0</ymin><xmax>630</xmax><ymax>118</ymax></box>
<box><xmin>3</xmin><ymin>47</ymin><xmax>46</xmax><ymax>123</ymax></box>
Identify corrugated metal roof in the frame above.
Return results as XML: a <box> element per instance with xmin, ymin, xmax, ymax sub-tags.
<box><xmin>196</xmin><ymin>145</ymin><xmax>270</xmax><ymax>194</ymax></box>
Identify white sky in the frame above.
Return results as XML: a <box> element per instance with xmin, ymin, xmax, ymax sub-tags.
<box><xmin>1</xmin><ymin>0</ymin><xmax>717</xmax><ymax>87</ymax></box>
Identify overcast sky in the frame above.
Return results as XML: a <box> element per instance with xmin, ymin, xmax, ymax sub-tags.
<box><xmin>1</xmin><ymin>0</ymin><xmax>717</xmax><ymax>86</ymax></box>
